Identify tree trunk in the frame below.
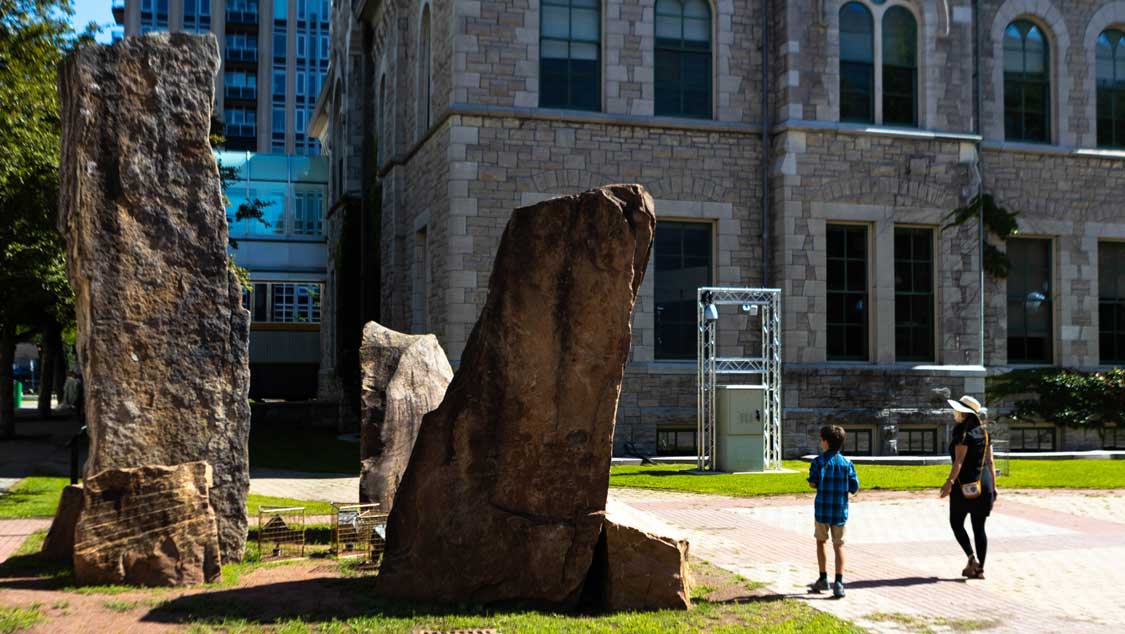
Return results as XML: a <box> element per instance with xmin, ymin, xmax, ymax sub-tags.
<box><xmin>0</xmin><ymin>325</ymin><xmax>15</xmax><ymax>439</ymax></box>
<box><xmin>37</xmin><ymin>322</ymin><xmax>61</xmax><ymax>418</ymax></box>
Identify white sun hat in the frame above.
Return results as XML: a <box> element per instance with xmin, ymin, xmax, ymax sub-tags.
<box><xmin>947</xmin><ymin>395</ymin><xmax>984</xmax><ymax>415</ymax></box>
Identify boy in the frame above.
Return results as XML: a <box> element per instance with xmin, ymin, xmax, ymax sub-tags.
<box><xmin>807</xmin><ymin>425</ymin><xmax>860</xmax><ymax>598</ymax></box>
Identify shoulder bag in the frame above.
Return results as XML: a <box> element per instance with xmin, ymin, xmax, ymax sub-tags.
<box><xmin>958</xmin><ymin>429</ymin><xmax>989</xmax><ymax>500</ymax></box>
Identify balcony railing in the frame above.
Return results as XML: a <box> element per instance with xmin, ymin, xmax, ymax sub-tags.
<box><xmin>225</xmin><ymin>86</ymin><xmax>257</xmax><ymax>101</ymax></box>
<box><xmin>226</xmin><ymin>8</ymin><xmax>259</xmax><ymax>25</ymax></box>
<box><xmin>225</xmin><ymin>48</ymin><xmax>258</xmax><ymax>64</ymax></box>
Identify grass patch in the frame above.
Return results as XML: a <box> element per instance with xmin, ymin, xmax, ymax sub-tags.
<box><xmin>0</xmin><ymin>606</ymin><xmax>43</xmax><ymax>634</ymax></box>
<box><xmin>102</xmin><ymin>599</ymin><xmax>138</xmax><ymax>613</ymax></box>
<box><xmin>246</xmin><ymin>495</ymin><xmax>334</xmax><ymax>517</ymax></box>
<box><xmin>0</xmin><ymin>476</ymin><xmax>336</xmax><ymax>520</ymax></box>
<box><xmin>609</xmin><ymin>459</ymin><xmax>1125</xmax><ymax>497</ymax></box>
<box><xmin>249</xmin><ymin>425</ymin><xmax>357</xmax><ymax>474</ymax></box>
<box><xmin>865</xmin><ymin>612</ymin><xmax>999</xmax><ymax>634</ymax></box>
<box><xmin>0</xmin><ymin>477</ymin><xmax>69</xmax><ymax>518</ymax></box>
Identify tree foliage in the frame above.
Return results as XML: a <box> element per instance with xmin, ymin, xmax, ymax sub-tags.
<box><xmin>942</xmin><ymin>194</ymin><xmax>1021</xmax><ymax>278</ymax></box>
<box><xmin>987</xmin><ymin>368</ymin><xmax>1125</xmax><ymax>430</ymax></box>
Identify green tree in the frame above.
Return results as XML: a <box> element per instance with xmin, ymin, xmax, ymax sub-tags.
<box><xmin>0</xmin><ymin>0</ymin><xmax>91</xmax><ymax>438</ymax></box>
<box><xmin>988</xmin><ymin>368</ymin><xmax>1125</xmax><ymax>432</ymax></box>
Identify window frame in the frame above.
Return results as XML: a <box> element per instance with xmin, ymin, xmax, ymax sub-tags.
<box><xmin>241</xmin><ymin>281</ymin><xmax>324</xmax><ymax>324</ymax></box>
<box><xmin>898</xmin><ymin>427</ymin><xmax>938</xmax><ymax>456</ymax></box>
<box><xmin>1008</xmin><ymin>426</ymin><xmax>1056</xmax><ymax>452</ymax></box>
<box><xmin>837</xmin><ymin>0</ymin><xmax>920</xmax><ymax>128</ymax></box>
<box><xmin>1104</xmin><ymin>426</ymin><xmax>1125</xmax><ymax>450</ymax></box>
<box><xmin>1097</xmin><ymin>29</ymin><xmax>1125</xmax><ymax>149</ymax></box>
<box><xmin>654</xmin><ymin>0</ymin><xmax>713</xmax><ymax>119</ymax></box>
<box><xmin>1099</xmin><ymin>241</ymin><xmax>1125</xmax><ymax>365</ymax></box>
<box><xmin>1006</xmin><ymin>237</ymin><xmax>1054</xmax><ymax>365</ymax></box>
<box><xmin>539</xmin><ymin>0</ymin><xmax>602</xmax><ymax>111</ymax></box>
<box><xmin>656</xmin><ymin>426</ymin><xmax>698</xmax><ymax>456</ymax></box>
<box><xmin>894</xmin><ymin>226</ymin><xmax>935</xmax><ymax>362</ymax></box>
<box><xmin>1003</xmin><ymin>19</ymin><xmax>1052</xmax><ymax>144</ymax></box>
<box><xmin>842</xmin><ymin>427</ymin><xmax>874</xmax><ymax>456</ymax></box>
<box><xmin>654</xmin><ymin>220</ymin><xmax>714</xmax><ymax>361</ymax></box>
<box><xmin>826</xmin><ymin>223</ymin><xmax>871</xmax><ymax>362</ymax></box>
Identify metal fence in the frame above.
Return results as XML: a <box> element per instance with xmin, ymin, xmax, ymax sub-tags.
<box><xmin>257</xmin><ymin>506</ymin><xmax>306</xmax><ymax>560</ymax></box>
<box><xmin>331</xmin><ymin>502</ymin><xmax>387</xmax><ymax>564</ymax></box>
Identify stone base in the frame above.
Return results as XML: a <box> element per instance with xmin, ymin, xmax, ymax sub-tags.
<box><xmin>41</xmin><ymin>484</ymin><xmax>84</xmax><ymax>562</ymax></box>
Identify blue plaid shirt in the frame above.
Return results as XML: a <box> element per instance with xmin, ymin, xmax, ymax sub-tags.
<box><xmin>808</xmin><ymin>450</ymin><xmax>860</xmax><ymax>526</ymax></box>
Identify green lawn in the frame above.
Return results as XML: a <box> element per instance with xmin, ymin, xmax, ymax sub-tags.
<box><xmin>0</xmin><ymin>477</ymin><xmax>334</xmax><ymax>519</ymax></box>
<box><xmin>608</xmin><ymin>459</ymin><xmax>1125</xmax><ymax>497</ymax></box>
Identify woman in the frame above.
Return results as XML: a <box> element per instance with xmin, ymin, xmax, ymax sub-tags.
<box><xmin>940</xmin><ymin>395</ymin><xmax>996</xmax><ymax>580</ymax></box>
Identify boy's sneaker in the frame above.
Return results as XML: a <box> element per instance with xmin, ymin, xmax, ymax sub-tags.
<box><xmin>832</xmin><ymin>581</ymin><xmax>846</xmax><ymax>598</ymax></box>
<box><xmin>808</xmin><ymin>577</ymin><xmax>830</xmax><ymax>593</ymax></box>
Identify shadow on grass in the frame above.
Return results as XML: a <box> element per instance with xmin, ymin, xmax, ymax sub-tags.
<box><xmin>139</xmin><ymin>577</ymin><xmax>614</xmax><ymax>627</ymax></box>
<box><xmin>0</xmin><ymin>548</ymin><xmax>73</xmax><ymax>591</ymax></box>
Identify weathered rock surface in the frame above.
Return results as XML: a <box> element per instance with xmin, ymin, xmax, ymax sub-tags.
<box><xmin>378</xmin><ymin>185</ymin><xmax>655</xmax><ymax>606</ymax></box>
<box><xmin>73</xmin><ymin>462</ymin><xmax>222</xmax><ymax>587</ymax></box>
<box><xmin>41</xmin><ymin>485</ymin><xmax>84</xmax><ymax>562</ymax></box>
<box><xmin>359</xmin><ymin>322</ymin><xmax>453</xmax><ymax>511</ymax></box>
<box><xmin>57</xmin><ymin>33</ymin><xmax>251</xmax><ymax>562</ymax></box>
<box><xmin>599</xmin><ymin>500</ymin><xmax>693</xmax><ymax>611</ymax></box>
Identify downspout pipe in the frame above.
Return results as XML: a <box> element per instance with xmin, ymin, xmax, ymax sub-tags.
<box><xmin>761</xmin><ymin>0</ymin><xmax>771</xmax><ymax>287</ymax></box>
<box><xmin>973</xmin><ymin>0</ymin><xmax>986</xmax><ymax>371</ymax></box>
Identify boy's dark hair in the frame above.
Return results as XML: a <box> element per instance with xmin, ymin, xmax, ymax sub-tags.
<box><xmin>820</xmin><ymin>425</ymin><xmax>846</xmax><ymax>452</ymax></box>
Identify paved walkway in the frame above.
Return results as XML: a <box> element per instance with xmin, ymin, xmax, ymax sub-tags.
<box><xmin>0</xmin><ymin>519</ymin><xmax>52</xmax><ymax>564</ymax></box>
<box><xmin>611</xmin><ymin>488</ymin><xmax>1125</xmax><ymax>634</ymax></box>
<box><xmin>248</xmin><ymin>469</ymin><xmax>359</xmax><ymax>503</ymax></box>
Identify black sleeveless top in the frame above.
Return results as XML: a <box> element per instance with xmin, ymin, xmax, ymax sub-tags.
<box><xmin>950</xmin><ymin>422</ymin><xmax>992</xmax><ymax>487</ymax></box>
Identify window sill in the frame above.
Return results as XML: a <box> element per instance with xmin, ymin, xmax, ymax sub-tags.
<box><xmin>786</xmin><ymin>362</ymin><xmax>987</xmax><ymax>375</ymax></box>
<box><xmin>776</xmin><ymin>119</ymin><xmax>982</xmax><ymax>142</ymax></box>
<box><xmin>983</xmin><ymin>141</ymin><xmax>1125</xmax><ymax>160</ymax></box>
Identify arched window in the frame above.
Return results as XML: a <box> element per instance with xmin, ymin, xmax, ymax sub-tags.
<box><xmin>418</xmin><ymin>5</ymin><xmax>432</xmax><ymax>136</ymax></box>
<box><xmin>882</xmin><ymin>6</ymin><xmax>917</xmax><ymax>126</ymax></box>
<box><xmin>654</xmin><ymin>0</ymin><xmax>712</xmax><ymax>118</ymax></box>
<box><xmin>540</xmin><ymin>0</ymin><xmax>600</xmax><ymax>110</ymax></box>
<box><xmin>1004</xmin><ymin>20</ymin><xmax>1050</xmax><ymax>143</ymax></box>
<box><xmin>840</xmin><ymin>2</ymin><xmax>875</xmax><ymax>123</ymax></box>
<box><xmin>1097</xmin><ymin>28</ymin><xmax>1125</xmax><ymax>148</ymax></box>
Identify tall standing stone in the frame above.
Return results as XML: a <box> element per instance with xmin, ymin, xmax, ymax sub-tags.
<box><xmin>57</xmin><ymin>34</ymin><xmax>251</xmax><ymax>562</ymax></box>
<box><xmin>377</xmin><ymin>185</ymin><xmax>655</xmax><ymax>606</ymax></box>
<box><xmin>359</xmin><ymin>322</ymin><xmax>453</xmax><ymax>511</ymax></box>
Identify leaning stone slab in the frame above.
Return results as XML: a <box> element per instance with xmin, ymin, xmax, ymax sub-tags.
<box><xmin>73</xmin><ymin>462</ymin><xmax>222</xmax><ymax>587</ymax></box>
<box><xmin>599</xmin><ymin>500</ymin><xmax>693</xmax><ymax>611</ymax></box>
<box><xmin>359</xmin><ymin>321</ymin><xmax>453</xmax><ymax>511</ymax></box>
<box><xmin>57</xmin><ymin>33</ymin><xmax>251</xmax><ymax>562</ymax></box>
<box><xmin>41</xmin><ymin>484</ymin><xmax>84</xmax><ymax>562</ymax></box>
<box><xmin>377</xmin><ymin>185</ymin><xmax>655</xmax><ymax>606</ymax></box>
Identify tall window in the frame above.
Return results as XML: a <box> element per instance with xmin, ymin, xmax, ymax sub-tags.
<box><xmin>1004</xmin><ymin>20</ymin><xmax>1050</xmax><ymax>143</ymax></box>
<box><xmin>244</xmin><ymin>283</ymin><xmax>322</xmax><ymax>324</ymax></box>
<box><xmin>827</xmin><ymin>224</ymin><xmax>869</xmax><ymax>361</ymax></box>
<box><xmin>894</xmin><ymin>227</ymin><xmax>933</xmax><ymax>361</ymax></box>
<box><xmin>1007</xmin><ymin>238</ymin><xmax>1052</xmax><ymax>364</ymax></box>
<box><xmin>654</xmin><ymin>0</ymin><xmax>711</xmax><ymax>118</ymax></box>
<box><xmin>1099</xmin><ymin>242</ymin><xmax>1125</xmax><ymax>364</ymax></box>
<box><xmin>654</xmin><ymin>222</ymin><xmax>712</xmax><ymax>359</ymax></box>
<box><xmin>1097</xmin><ymin>29</ymin><xmax>1125</xmax><ymax>148</ymax></box>
<box><xmin>540</xmin><ymin>0</ymin><xmax>600</xmax><ymax>110</ymax></box>
<box><xmin>882</xmin><ymin>6</ymin><xmax>917</xmax><ymax>126</ymax></box>
<box><xmin>839</xmin><ymin>2</ymin><xmax>874</xmax><ymax>123</ymax></box>
<box><xmin>419</xmin><ymin>5</ymin><xmax>432</xmax><ymax>135</ymax></box>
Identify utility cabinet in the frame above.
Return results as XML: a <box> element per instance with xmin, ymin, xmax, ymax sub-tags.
<box><xmin>716</xmin><ymin>385</ymin><xmax>766</xmax><ymax>472</ymax></box>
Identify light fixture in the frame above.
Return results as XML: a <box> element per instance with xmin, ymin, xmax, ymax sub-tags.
<box><xmin>705</xmin><ymin>303</ymin><xmax>719</xmax><ymax>322</ymax></box>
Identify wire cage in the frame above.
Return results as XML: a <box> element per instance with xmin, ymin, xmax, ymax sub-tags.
<box><xmin>257</xmin><ymin>506</ymin><xmax>306</xmax><ymax>560</ymax></box>
<box><xmin>696</xmin><ymin>287</ymin><xmax>783</xmax><ymax>472</ymax></box>
<box><xmin>992</xmin><ymin>439</ymin><xmax>1011</xmax><ymax>478</ymax></box>
<box><xmin>331</xmin><ymin>502</ymin><xmax>388</xmax><ymax>562</ymax></box>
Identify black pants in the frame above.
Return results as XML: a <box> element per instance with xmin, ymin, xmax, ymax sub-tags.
<box><xmin>950</xmin><ymin>505</ymin><xmax>989</xmax><ymax>565</ymax></box>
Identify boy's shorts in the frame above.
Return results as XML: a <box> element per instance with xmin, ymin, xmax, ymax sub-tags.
<box><xmin>814</xmin><ymin>522</ymin><xmax>846</xmax><ymax>545</ymax></box>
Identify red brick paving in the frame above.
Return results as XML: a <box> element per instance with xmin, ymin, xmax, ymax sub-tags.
<box><xmin>0</xmin><ymin>518</ymin><xmax>52</xmax><ymax>564</ymax></box>
<box><xmin>611</xmin><ymin>488</ymin><xmax>1124</xmax><ymax>633</ymax></box>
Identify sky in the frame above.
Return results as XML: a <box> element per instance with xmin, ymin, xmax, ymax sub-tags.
<box><xmin>71</xmin><ymin>0</ymin><xmax>116</xmax><ymax>43</ymax></box>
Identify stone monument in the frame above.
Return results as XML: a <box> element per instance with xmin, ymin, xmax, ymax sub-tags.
<box><xmin>377</xmin><ymin>185</ymin><xmax>656</xmax><ymax>606</ymax></box>
<box><xmin>359</xmin><ymin>321</ymin><xmax>453</xmax><ymax>511</ymax></box>
<box><xmin>57</xmin><ymin>33</ymin><xmax>251</xmax><ymax>562</ymax></box>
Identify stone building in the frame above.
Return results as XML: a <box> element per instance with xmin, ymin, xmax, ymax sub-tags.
<box><xmin>311</xmin><ymin>0</ymin><xmax>1125</xmax><ymax>457</ymax></box>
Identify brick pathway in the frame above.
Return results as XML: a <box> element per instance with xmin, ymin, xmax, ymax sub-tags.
<box><xmin>610</xmin><ymin>488</ymin><xmax>1125</xmax><ymax>634</ymax></box>
<box><xmin>0</xmin><ymin>518</ymin><xmax>52</xmax><ymax>564</ymax></box>
<box><xmin>248</xmin><ymin>468</ymin><xmax>359</xmax><ymax>503</ymax></box>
